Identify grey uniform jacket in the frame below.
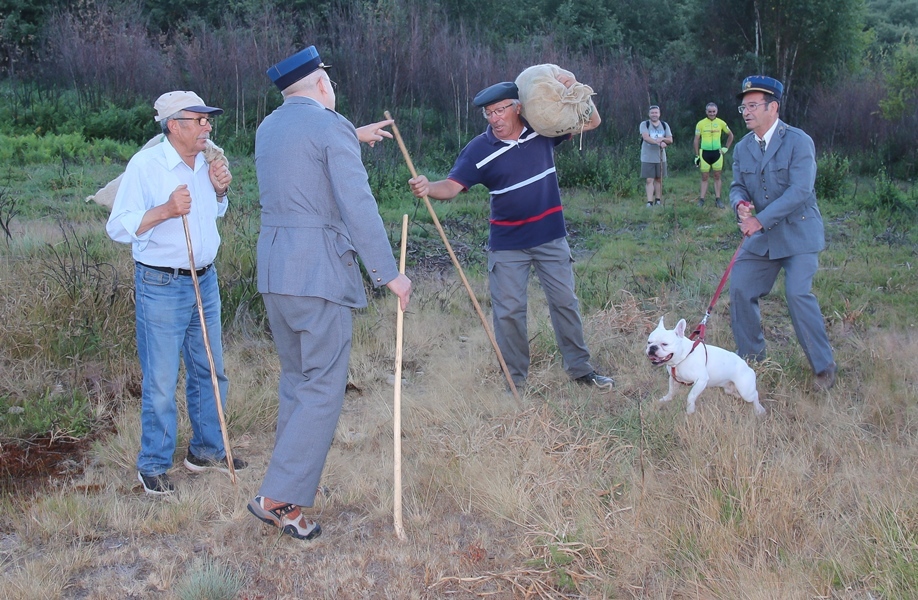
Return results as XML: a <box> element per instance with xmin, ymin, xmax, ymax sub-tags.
<box><xmin>255</xmin><ymin>96</ymin><xmax>399</xmax><ymax>307</ymax></box>
<box><xmin>730</xmin><ymin>120</ymin><xmax>825</xmax><ymax>260</ymax></box>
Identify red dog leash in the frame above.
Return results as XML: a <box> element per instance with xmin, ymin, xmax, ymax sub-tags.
<box><xmin>688</xmin><ymin>201</ymin><xmax>751</xmax><ymax>343</ymax></box>
<box><xmin>671</xmin><ymin>201</ymin><xmax>751</xmax><ymax>385</ymax></box>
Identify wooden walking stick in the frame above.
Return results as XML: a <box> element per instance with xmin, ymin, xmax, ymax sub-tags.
<box><xmin>658</xmin><ymin>146</ymin><xmax>665</xmax><ymax>208</ymax></box>
<box><xmin>393</xmin><ymin>214</ymin><xmax>408</xmax><ymax>540</ymax></box>
<box><xmin>384</xmin><ymin>111</ymin><xmax>521</xmax><ymax>402</ymax></box>
<box><xmin>181</xmin><ymin>215</ymin><xmax>236</xmax><ymax>483</ymax></box>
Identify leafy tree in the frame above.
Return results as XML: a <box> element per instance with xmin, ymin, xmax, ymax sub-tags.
<box><xmin>865</xmin><ymin>0</ymin><xmax>918</xmax><ymax>57</ymax></box>
<box><xmin>756</xmin><ymin>0</ymin><xmax>867</xmax><ymax>99</ymax></box>
<box><xmin>0</xmin><ymin>0</ymin><xmax>66</xmax><ymax>74</ymax></box>
<box><xmin>879</xmin><ymin>42</ymin><xmax>918</xmax><ymax>120</ymax></box>
<box><xmin>550</xmin><ymin>0</ymin><xmax>623</xmax><ymax>52</ymax></box>
<box><xmin>682</xmin><ymin>0</ymin><xmax>867</xmax><ymax>113</ymax></box>
<box><xmin>603</xmin><ymin>0</ymin><xmax>688</xmax><ymax>58</ymax></box>
<box><xmin>439</xmin><ymin>0</ymin><xmax>630</xmax><ymax>52</ymax></box>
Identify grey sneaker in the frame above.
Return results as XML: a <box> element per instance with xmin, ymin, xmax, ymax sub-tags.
<box><xmin>138</xmin><ymin>471</ymin><xmax>175</xmax><ymax>496</ymax></box>
<box><xmin>697</xmin><ymin>198</ymin><xmax>705</xmax><ymax>207</ymax></box>
<box><xmin>184</xmin><ymin>449</ymin><xmax>248</xmax><ymax>474</ymax></box>
<box><xmin>247</xmin><ymin>496</ymin><xmax>322</xmax><ymax>541</ymax></box>
<box><xmin>574</xmin><ymin>371</ymin><xmax>615</xmax><ymax>390</ymax></box>
<box><xmin>715</xmin><ymin>198</ymin><xmax>725</xmax><ymax>209</ymax></box>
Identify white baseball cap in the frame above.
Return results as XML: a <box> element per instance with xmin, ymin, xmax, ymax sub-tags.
<box><xmin>153</xmin><ymin>91</ymin><xmax>224</xmax><ymax>122</ymax></box>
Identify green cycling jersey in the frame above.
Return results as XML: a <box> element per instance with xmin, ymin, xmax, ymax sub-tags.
<box><xmin>695</xmin><ymin>117</ymin><xmax>731</xmax><ymax>151</ymax></box>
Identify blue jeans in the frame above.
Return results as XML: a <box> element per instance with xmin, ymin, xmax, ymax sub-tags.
<box><xmin>134</xmin><ymin>263</ymin><xmax>228</xmax><ymax>476</ymax></box>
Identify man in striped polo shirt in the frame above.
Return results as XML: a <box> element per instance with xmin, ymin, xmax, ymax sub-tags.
<box><xmin>408</xmin><ymin>81</ymin><xmax>614</xmax><ymax>391</ymax></box>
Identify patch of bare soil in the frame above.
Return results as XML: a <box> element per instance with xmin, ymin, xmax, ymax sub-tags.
<box><xmin>0</xmin><ymin>436</ymin><xmax>90</xmax><ymax>496</ymax></box>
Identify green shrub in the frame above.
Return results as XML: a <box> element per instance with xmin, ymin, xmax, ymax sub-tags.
<box><xmin>816</xmin><ymin>151</ymin><xmax>851</xmax><ymax>202</ymax></box>
<box><xmin>0</xmin><ymin>133</ymin><xmax>136</xmax><ymax>164</ymax></box>
<box><xmin>80</xmin><ymin>101</ymin><xmax>159</xmax><ymax>144</ymax></box>
<box><xmin>863</xmin><ymin>168</ymin><xmax>916</xmax><ymax>220</ymax></box>
<box><xmin>556</xmin><ymin>146</ymin><xmax>636</xmax><ymax>197</ymax></box>
<box><xmin>0</xmin><ymin>389</ymin><xmax>93</xmax><ymax>439</ymax></box>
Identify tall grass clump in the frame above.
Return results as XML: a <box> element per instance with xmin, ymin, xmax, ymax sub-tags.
<box><xmin>1</xmin><ymin>220</ymin><xmax>137</xmax><ymax>437</ymax></box>
<box><xmin>174</xmin><ymin>556</ymin><xmax>246</xmax><ymax>600</ymax></box>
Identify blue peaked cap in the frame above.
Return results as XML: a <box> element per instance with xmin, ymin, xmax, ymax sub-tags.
<box><xmin>737</xmin><ymin>75</ymin><xmax>783</xmax><ymax>101</ymax></box>
<box><xmin>266</xmin><ymin>46</ymin><xmax>331</xmax><ymax>92</ymax></box>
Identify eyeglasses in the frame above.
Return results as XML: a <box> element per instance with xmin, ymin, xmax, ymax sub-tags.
<box><xmin>737</xmin><ymin>101</ymin><xmax>771</xmax><ymax>114</ymax></box>
<box><xmin>173</xmin><ymin>117</ymin><xmax>215</xmax><ymax>127</ymax></box>
<box><xmin>483</xmin><ymin>103</ymin><xmax>515</xmax><ymax>119</ymax></box>
<box><xmin>328</xmin><ymin>78</ymin><xmax>338</xmax><ymax>90</ymax></box>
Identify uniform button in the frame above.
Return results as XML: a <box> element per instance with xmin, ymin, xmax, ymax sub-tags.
<box><xmin>347</xmin><ymin>262</ymin><xmax>353</xmax><ymax>266</ymax></box>
<box><xmin>376</xmin><ymin>277</ymin><xmax>382</xmax><ymax>282</ymax></box>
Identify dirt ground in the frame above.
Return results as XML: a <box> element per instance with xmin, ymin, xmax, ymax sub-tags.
<box><xmin>1</xmin><ymin>436</ymin><xmax>90</xmax><ymax>496</ymax></box>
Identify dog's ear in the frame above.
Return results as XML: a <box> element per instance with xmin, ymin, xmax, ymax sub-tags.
<box><xmin>657</xmin><ymin>316</ymin><xmax>666</xmax><ymax>329</ymax></box>
<box><xmin>675</xmin><ymin>319</ymin><xmax>687</xmax><ymax>338</ymax></box>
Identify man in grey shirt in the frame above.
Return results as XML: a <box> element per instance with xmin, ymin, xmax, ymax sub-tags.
<box><xmin>639</xmin><ymin>105</ymin><xmax>673</xmax><ymax>207</ymax></box>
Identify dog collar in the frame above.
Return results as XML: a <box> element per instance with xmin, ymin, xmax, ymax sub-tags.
<box><xmin>670</xmin><ymin>341</ymin><xmax>708</xmax><ymax>386</ymax></box>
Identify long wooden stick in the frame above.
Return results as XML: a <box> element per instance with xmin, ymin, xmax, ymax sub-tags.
<box><xmin>181</xmin><ymin>215</ymin><xmax>236</xmax><ymax>483</ymax></box>
<box><xmin>659</xmin><ymin>145</ymin><xmax>665</xmax><ymax>208</ymax></box>
<box><xmin>384</xmin><ymin>111</ymin><xmax>520</xmax><ymax>402</ymax></box>
<box><xmin>393</xmin><ymin>214</ymin><xmax>408</xmax><ymax>540</ymax></box>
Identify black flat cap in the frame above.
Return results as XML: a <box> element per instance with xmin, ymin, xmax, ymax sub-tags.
<box><xmin>473</xmin><ymin>82</ymin><xmax>519</xmax><ymax>107</ymax></box>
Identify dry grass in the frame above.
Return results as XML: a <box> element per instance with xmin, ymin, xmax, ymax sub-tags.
<box><xmin>3</xmin><ymin>235</ymin><xmax>918</xmax><ymax>599</ymax></box>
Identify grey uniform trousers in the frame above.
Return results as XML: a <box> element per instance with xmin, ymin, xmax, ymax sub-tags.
<box><xmin>729</xmin><ymin>249</ymin><xmax>834</xmax><ymax>374</ymax></box>
<box><xmin>260</xmin><ymin>293</ymin><xmax>352</xmax><ymax>507</ymax></box>
<box><xmin>488</xmin><ymin>237</ymin><xmax>594</xmax><ymax>384</ymax></box>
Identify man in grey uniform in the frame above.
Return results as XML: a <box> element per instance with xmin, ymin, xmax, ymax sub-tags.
<box><xmin>730</xmin><ymin>75</ymin><xmax>836</xmax><ymax>391</ymax></box>
<box><xmin>248</xmin><ymin>45</ymin><xmax>411</xmax><ymax>540</ymax></box>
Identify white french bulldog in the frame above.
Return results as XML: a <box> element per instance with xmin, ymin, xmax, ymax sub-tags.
<box><xmin>646</xmin><ymin>317</ymin><xmax>765</xmax><ymax>415</ymax></box>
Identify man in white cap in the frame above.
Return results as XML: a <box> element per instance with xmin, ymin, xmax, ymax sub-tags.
<box><xmin>407</xmin><ymin>80</ymin><xmax>614</xmax><ymax>392</ymax></box>
<box><xmin>107</xmin><ymin>90</ymin><xmax>245</xmax><ymax>495</ymax></box>
<box><xmin>730</xmin><ymin>75</ymin><xmax>837</xmax><ymax>391</ymax></box>
<box><xmin>247</xmin><ymin>46</ymin><xmax>411</xmax><ymax>541</ymax></box>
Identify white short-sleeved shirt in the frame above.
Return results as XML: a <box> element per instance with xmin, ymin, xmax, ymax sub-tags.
<box><xmin>106</xmin><ymin>138</ymin><xmax>226</xmax><ymax>269</ymax></box>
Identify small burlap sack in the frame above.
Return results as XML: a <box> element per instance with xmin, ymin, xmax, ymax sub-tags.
<box><xmin>515</xmin><ymin>64</ymin><xmax>596</xmax><ymax>137</ymax></box>
<box><xmin>86</xmin><ymin>136</ymin><xmax>226</xmax><ymax>210</ymax></box>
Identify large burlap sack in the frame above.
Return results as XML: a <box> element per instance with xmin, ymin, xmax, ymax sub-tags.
<box><xmin>515</xmin><ymin>64</ymin><xmax>596</xmax><ymax>137</ymax></box>
<box><xmin>86</xmin><ymin>136</ymin><xmax>226</xmax><ymax>210</ymax></box>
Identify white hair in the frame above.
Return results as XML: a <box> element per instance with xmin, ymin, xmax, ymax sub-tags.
<box><xmin>282</xmin><ymin>69</ymin><xmax>326</xmax><ymax>98</ymax></box>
